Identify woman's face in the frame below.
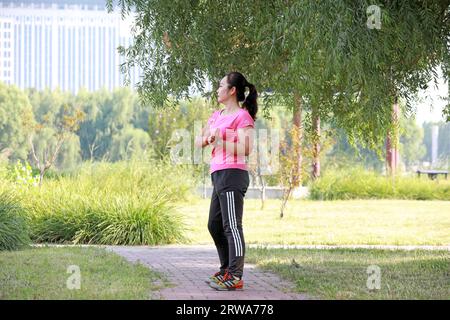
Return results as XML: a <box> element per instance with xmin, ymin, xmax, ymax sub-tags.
<box><xmin>217</xmin><ymin>76</ymin><xmax>236</xmax><ymax>104</ymax></box>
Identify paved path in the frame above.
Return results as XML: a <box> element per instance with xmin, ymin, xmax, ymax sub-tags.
<box><xmin>107</xmin><ymin>245</ymin><xmax>311</xmax><ymax>300</ymax></box>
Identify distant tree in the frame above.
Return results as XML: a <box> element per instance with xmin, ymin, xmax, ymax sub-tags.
<box><xmin>110</xmin><ymin>126</ymin><xmax>151</xmax><ymax>161</ymax></box>
<box><xmin>56</xmin><ymin>133</ymin><xmax>82</xmax><ymax>171</ymax></box>
<box><xmin>0</xmin><ymin>82</ymin><xmax>34</xmax><ymax>161</ymax></box>
<box><xmin>422</xmin><ymin>122</ymin><xmax>433</xmax><ymax>163</ymax></box>
<box><xmin>148</xmin><ymin>98</ymin><xmax>212</xmax><ymax>159</ymax></box>
<box><xmin>131</xmin><ymin>98</ymin><xmax>151</xmax><ymax>132</ymax></box>
<box><xmin>322</xmin><ymin>127</ymin><xmax>384</xmax><ymax>173</ymax></box>
<box><xmin>399</xmin><ymin>116</ymin><xmax>426</xmax><ymax>170</ymax></box>
<box><xmin>323</xmin><ymin>114</ymin><xmax>426</xmax><ymax>173</ymax></box>
<box><xmin>27</xmin><ymin>88</ymin><xmax>84</xmax><ymax>171</ymax></box>
<box><xmin>28</xmin><ymin>101</ymin><xmax>84</xmax><ymax>186</ymax></box>
<box><xmin>74</xmin><ymin>88</ymin><xmax>100</xmax><ymax>161</ymax></box>
<box><xmin>76</xmin><ymin>88</ymin><xmax>135</xmax><ymax>161</ymax></box>
<box><xmin>422</xmin><ymin>121</ymin><xmax>450</xmax><ymax>168</ymax></box>
<box><xmin>438</xmin><ymin>122</ymin><xmax>450</xmax><ymax>160</ymax></box>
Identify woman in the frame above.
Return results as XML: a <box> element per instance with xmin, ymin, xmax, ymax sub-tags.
<box><xmin>195</xmin><ymin>71</ymin><xmax>257</xmax><ymax>291</ymax></box>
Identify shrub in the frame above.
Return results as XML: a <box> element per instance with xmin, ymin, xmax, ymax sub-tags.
<box><xmin>0</xmin><ymin>191</ymin><xmax>30</xmax><ymax>250</ymax></box>
<box><xmin>30</xmin><ymin>191</ymin><xmax>185</xmax><ymax>245</ymax></box>
<box><xmin>25</xmin><ymin>160</ymin><xmax>192</xmax><ymax>245</ymax></box>
<box><xmin>309</xmin><ymin>167</ymin><xmax>450</xmax><ymax>200</ymax></box>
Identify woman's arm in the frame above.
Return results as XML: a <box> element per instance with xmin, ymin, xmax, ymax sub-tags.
<box><xmin>194</xmin><ymin>125</ymin><xmax>212</xmax><ymax>148</ymax></box>
<box><xmin>214</xmin><ymin>127</ymin><xmax>254</xmax><ymax>156</ymax></box>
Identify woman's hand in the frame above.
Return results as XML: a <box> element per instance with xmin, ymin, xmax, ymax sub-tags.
<box><xmin>206</xmin><ymin>134</ymin><xmax>216</xmax><ymax>145</ymax></box>
<box><xmin>209</xmin><ymin>128</ymin><xmax>222</xmax><ymax>147</ymax></box>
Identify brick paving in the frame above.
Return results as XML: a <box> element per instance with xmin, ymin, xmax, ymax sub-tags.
<box><xmin>107</xmin><ymin>245</ymin><xmax>311</xmax><ymax>300</ymax></box>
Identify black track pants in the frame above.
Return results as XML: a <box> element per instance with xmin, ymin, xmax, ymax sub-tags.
<box><xmin>208</xmin><ymin>169</ymin><xmax>249</xmax><ymax>278</ymax></box>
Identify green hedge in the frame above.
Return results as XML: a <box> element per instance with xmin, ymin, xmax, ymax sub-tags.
<box><xmin>309</xmin><ymin>168</ymin><xmax>450</xmax><ymax>200</ymax></box>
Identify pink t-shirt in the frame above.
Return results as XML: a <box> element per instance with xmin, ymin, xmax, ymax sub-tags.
<box><xmin>207</xmin><ymin>107</ymin><xmax>255</xmax><ymax>174</ymax></box>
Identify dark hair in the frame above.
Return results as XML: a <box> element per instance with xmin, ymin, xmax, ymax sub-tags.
<box><xmin>226</xmin><ymin>71</ymin><xmax>258</xmax><ymax>120</ymax></box>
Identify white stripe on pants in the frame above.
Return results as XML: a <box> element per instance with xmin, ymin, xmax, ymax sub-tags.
<box><xmin>226</xmin><ymin>191</ymin><xmax>243</xmax><ymax>257</ymax></box>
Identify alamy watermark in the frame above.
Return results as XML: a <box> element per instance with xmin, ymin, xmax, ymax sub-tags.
<box><xmin>366</xmin><ymin>265</ymin><xmax>381</xmax><ymax>290</ymax></box>
<box><xmin>367</xmin><ymin>5</ymin><xmax>381</xmax><ymax>30</ymax></box>
<box><xmin>67</xmin><ymin>265</ymin><xmax>81</xmax><ymax>290</ymax></box>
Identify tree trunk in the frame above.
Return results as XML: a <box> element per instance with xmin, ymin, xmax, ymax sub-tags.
<box><xmin>312</xmin><ymin>104</ymin><xmax>321</xmax><ymax>180</ymax></box>
<box><xmin>292</xmin><ymin>91</ymin><xmax>303</xmax><ymax>187</ymax></box>
<box><xmin>39</xmin><ymin>169</ymin><xmax>45</xmax><ymax>187</ymax></box>
<box><xmin>386</xmin><ymin>98</ymin><xmax>399</xmax><ymax>176</ymax></box>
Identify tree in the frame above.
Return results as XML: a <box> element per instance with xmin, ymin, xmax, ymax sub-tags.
<box><xmin>279</xmin><ymin>124</ymin><xmax>302</xmax><ymax>218</ymax></box>
<box><xmin>325</xmin><ymin>114</ymin><xmax>426</xmax><ymax>173</ymax></box>
<box><xmin>74</xmin><ymin>88</ymin><xmax>101</xmax><ymax>161</ymax></box>
<box><xmin>422</xmin><ymin>121</ymin><xmax>450</xmax><ymax>168</ymax></box>
<box><xmin>320</xmin><ymin>128</ymin><xmax>383</xmax><ymax>172</ymax></box>
<box><xmin>108</xmin><ymin>0</ymin><xmax>450</xmax><ymax>207</ymax></box>
<box><xmin>28</xmin><ymin>101</ymin><xmax>84</xmax><ymax>186</ymax></box>
<box><xmin>76</xmin><ymin>88</ymin><xmax>135</xmax><ymax>161</ymax></box>
<box><xmin>148</xmin><ymin>97</ymin><xmax>212</xmax><ymax>160</ymax></box>
<box><xmin>109</xmin><ymin>0</ymin><xmax>449</xmax><ymax>138</ymax></box>
<box><xmin>438</xmin><ymin>122</ymin><xmax>450</xmax><ymax>163</ymax></box>
<box><xmin>110</xmin><ymin>126</ymin><xmax>151</xmax><ymax>161</ymax></box>
<box><xmin>398</xmin><ymin>116</ymin><xmax>426</xmax><ymax>170</ymax></box>
<box><xmin>27</xmin><ymin>88</ymin><xmax>84</xmax><ymax>171</ymax></box>
<box><xmin>0</xmin><ymin>82</ymin><xmax>34</xmax><ymax>161</ymax></box>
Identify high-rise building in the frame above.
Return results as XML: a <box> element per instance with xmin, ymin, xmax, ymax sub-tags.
<box><xmin>0</xmin><ymin>0</ymin><xmax>142</xmax><ymax>93</ymax></box>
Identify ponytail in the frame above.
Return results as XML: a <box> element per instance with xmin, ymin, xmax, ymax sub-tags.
<box><xmin>243</xmin><ymin>82</ymin><xmax>258</xmax><ymax>121</ymax></box>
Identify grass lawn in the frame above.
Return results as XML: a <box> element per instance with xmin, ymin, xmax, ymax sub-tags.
<box><xmin>0</xmin><ymin>246</ymin><xmax>167</xmax><ymax>299</ymax></box>
<box><xmin>246</xmin><ymin>247</ymin><xmax>450</xmax><ymax>299</ymax></box>
<box><xmin>179</xmin><ymin>198</ymin><xmax>450</xmax><ymax>246</ymax></box>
